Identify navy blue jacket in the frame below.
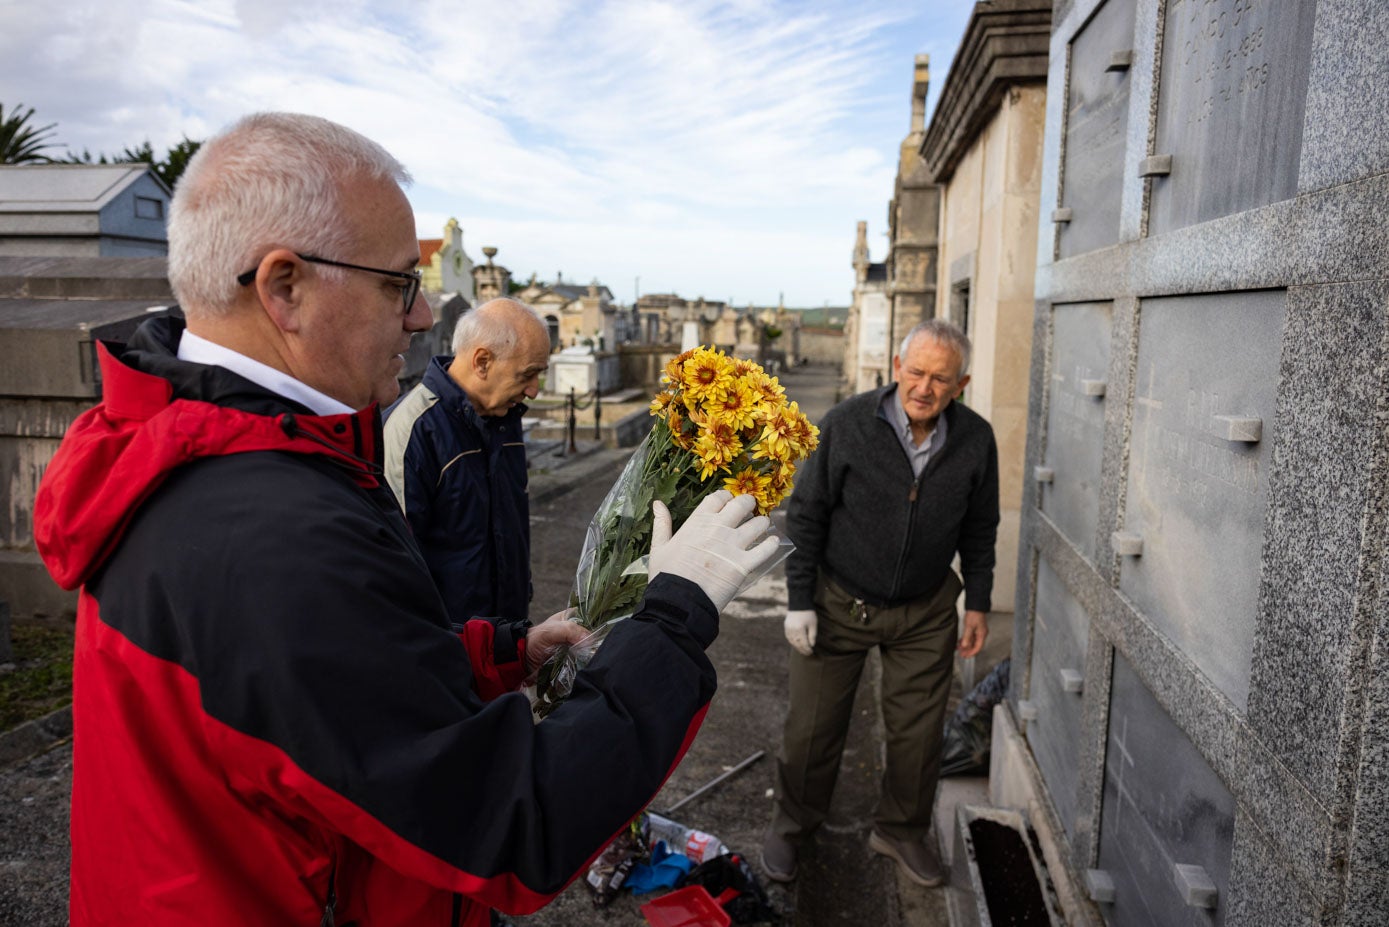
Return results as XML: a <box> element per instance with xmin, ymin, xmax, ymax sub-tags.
<box><xmin>384</xmin><ymin>355</ymin><xmax>532</xmax><ymax>627</ymax></box>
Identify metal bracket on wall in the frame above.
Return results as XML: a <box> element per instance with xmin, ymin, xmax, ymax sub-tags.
<box><xmin>1112</xmin><ymin>532</ymin><xmax>1144</xmax><ymax>557</ymax></box>
<box><xmin>1106</xmin><ymin>49</ymin><xmax>1133</xmax><ymax>72</ymax></box>
<box><xmin>1212</xmin><ymin>415</ymin><xmax>1262</xmax><ymax>443</ymax></box>
<box><xmin>1139</xmin><ymin>154</ymin><xmax>1173</xmax><ymax>177</ymax></box>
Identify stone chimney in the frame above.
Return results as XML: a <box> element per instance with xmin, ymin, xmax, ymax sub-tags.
<box><xmin>910</xmin><ymin>54</ymin><xmax>930</xmax><ymax>134</ymax></box>
<box><xmin>853</xmin><ymin>220</ymin><xmax>870</xmax><ymax>285</ymax></box>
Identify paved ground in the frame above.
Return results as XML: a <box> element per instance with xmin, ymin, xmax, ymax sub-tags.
<box><xmin>0</xmin><ymin>362</ymin><xmax>1012</xmax><ymax>926</ymax></box>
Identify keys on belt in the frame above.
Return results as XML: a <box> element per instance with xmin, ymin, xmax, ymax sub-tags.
<box><xmin>853</xmin><ymin>598</ymin><xmax>870</xmax><ymax>624</ymax></box>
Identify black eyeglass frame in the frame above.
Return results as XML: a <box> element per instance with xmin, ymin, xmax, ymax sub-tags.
<box><xmin>236</xmin><ymin>252</ymin><xmax>422</xmax><ymax>313</ymax></box>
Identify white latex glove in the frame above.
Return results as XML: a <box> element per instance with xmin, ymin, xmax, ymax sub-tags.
<box><xmin>649</xmin><ymin>490</ymin><xmax>780</xmax><ymax>612</ymax></box>
<box><xmin>784</xmin><ymin>609</ymin><xmax>817</xmax><ymax>656</ymax></box>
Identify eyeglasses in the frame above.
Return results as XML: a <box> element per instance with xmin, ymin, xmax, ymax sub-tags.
<box><xmin>237</xmin><ymin>253</ymin><xmax>423</xmax><ymax>313</ymax></box>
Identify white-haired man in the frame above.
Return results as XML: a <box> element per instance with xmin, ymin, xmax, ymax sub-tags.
<box><xmin>762</xmin><ymin>318</ymin><xmax>999</xmax><ymax>887</ymax></box>
<box><xmin>384</xmin><ymin>298</ymin><xmax>551</xmax><ymax>634</ymax></box>
<box><xmin>34</xmin><ymin>111</ymin><xmax>779</xmax><ymax>927</ymax></box>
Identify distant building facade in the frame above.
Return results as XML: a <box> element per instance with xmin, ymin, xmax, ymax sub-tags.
<box><xmin>515</xmin><ymin>275</ymin><xmax>619</xmax><ymax>352</ymax></box>
<box><xmin>0</xmin><ymin>164</ymin><xmax>171</xmax><ymax>258</ymax></box>
<box><xmin>844</xmin><ymin>220</ymin><xmax>891</xmax><ymax>391</ymax></box>
<box><xmin>417</xmin><ymin>217</ymin><xmax>475</xmax><ymax>301</ymax></box>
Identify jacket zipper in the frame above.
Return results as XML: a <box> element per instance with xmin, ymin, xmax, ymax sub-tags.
<box><xmin>889</xmin><ymin>474</ymin><xmax>923</xmax><ymax>599</ymax></box>
<box><xmin>319</xmin><ymin>860</ymin><xmax>337</xmax><ymax>927</ymax></box>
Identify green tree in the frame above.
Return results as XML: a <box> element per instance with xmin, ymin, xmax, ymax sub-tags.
<box><xmin>62</xmin><ymin>136</ymin><xmax>203</xmax><ymax>190</ymax></box>
<box><xmin>0</xmin><ymin>102</ymin><xmax>60</xmax><ymax>163</ymax></box>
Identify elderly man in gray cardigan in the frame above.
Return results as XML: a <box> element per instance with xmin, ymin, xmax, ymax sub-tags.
<box><xmin>762</xmin><ymin>318</ymin><xmax>999</xmax><ymax>887</ymax></box>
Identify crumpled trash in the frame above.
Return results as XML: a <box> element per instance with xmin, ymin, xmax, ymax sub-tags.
<box><xmin>676</xmin><ymin>852</ymin><xmax>781</xmax><ymax>925</ymax></box>
<box><xmin>626</xmin><ymin>840</ymin><xmax>695</xmax><ymax>894</ymax></box>
<box><xmin>940</xmin><ymin>657</ymin><xmax>1011</xmax><ymax>777</ymax></box>
<box><xmin>584</xmin><ymin>824</ymin><xmax>645</xmax><ymax>906</ymax></box>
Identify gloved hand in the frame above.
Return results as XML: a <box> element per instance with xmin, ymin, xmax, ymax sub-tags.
<box><xmin>649</xmin><ymin>490</ymin><xmax>780</xmax><ymax>612</ymax></box>
<box><xmin>784</xmin><ymin>609</ymin><xmax>817</xmax><ymax>656</ymax></box>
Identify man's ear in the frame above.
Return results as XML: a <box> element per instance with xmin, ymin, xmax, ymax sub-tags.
<box><xmin>255</xmin><ymin>249</ymin><xmax>306</xmax><ymax>333</ymax></box>
<box><xmin>471</xmin><ymin>346</ymin><xmax>494</xmax><ymax>379</ymax></box>
<box><xmin>954</xmin><ymin>373</ymin><xmax>971</xmax><ymax>396</ymax></box>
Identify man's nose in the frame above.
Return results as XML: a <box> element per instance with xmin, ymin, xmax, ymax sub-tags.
<box><xmin>404</xmin><ymin>292</ymin><xmax>433</xmax><ymax>332</ymax></box>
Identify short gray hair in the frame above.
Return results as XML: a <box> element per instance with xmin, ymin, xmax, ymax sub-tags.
<box><xmin>452</xmin><ymin>298</ymin><xmax>548</xmax><ymax>356</ymax></box>
<box><xmin>167</xmin><ymin>112</ymin><xmax>411</xmax><ymax>318</ymax></box>
<box><xmin>898</xmin><ymin>317</ymin><xmax>971</xmax><ymax>376</ymax></box>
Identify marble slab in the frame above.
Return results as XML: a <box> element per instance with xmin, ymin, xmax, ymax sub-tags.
<box><xmin>1148</xmin><ymin>0</ymin><xmax>1318</xmax><ymax>235</ymax></box>
<box><xmin>1040</xmin><ymin>302</ymin><xmax>1112</xmax><ymax>561</ymax></box>
<box><xmin>1025</xmin><ymin>558</ymin><xmax>1091</xmax><ymax>838</ymax></box>
<box><xmin>1058</xmin><ymin>0</ymin><xmax>1136</xmax><ymax>259</ymax></box>
<box><xmin>1119</xmin><ymin>290</ymin><xmax>1284</xmax><ymax>711</ymax></box>
<box><xmin>1096</xmin><ymin>653</ymin><xmax>1236</xmax><ymax>926</ymax></box>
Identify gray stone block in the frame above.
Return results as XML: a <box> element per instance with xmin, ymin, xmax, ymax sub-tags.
<box><xmin>1039</xmin><ymin>302</ymin><xmax>1112</xmax><ymax>561</ymax></box>
<box><xmin>1057</xmin><ymin>0</ymin><xmax>1136</xmax><ymax>260</ymax></box>
<box><xmin>1120</xmin><ymin>289</ymin><xmax>1284</xmax><ymax>711</ymax></box>
<box><xmin>1148</xmin><ymin>0</ymin><xmax>1318</xmax><ymax>235</ymax></box>
<box><xmin>1026</xmin><ymin>559</ymin><xmax>1091</xmax><ymax>839</ymax></box>
<box><xmin>1097</xmin><ymin>655</ymin><xmax>1235</xmax><ymax>927</ymax></box>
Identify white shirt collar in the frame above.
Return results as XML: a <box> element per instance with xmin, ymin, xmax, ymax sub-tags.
<box><xmin>176</xmin><ymin>330</ymin><xmax>356</xmax><ymax>416</ymax></box>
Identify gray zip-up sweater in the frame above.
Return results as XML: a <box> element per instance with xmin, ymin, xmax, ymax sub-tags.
<box><xmin>785</xmin><ymin>386</ymin><xmax>999</xmax><ymax>614</ymax></box>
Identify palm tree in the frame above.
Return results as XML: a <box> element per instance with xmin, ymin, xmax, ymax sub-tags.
<box><xmin>0</xmin><ymin>103</ymin><xmax>59</xmax><ymax>163</ymax></box>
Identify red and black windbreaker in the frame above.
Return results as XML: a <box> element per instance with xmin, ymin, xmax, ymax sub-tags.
<box><xmin>34</xmin><ymin>317</ymin><xmax>717</xmax><ymax>926</ymax></box>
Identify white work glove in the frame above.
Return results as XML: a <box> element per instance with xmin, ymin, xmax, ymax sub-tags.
<box><xmin>649</xmin><ymin>490</ymin><xmax>780</xmax><ymax>612</ymax></box>
<box><xmin>784</xmin><ymin>610</ymin><xmax>817</xmax><ymax>656</ymax></box>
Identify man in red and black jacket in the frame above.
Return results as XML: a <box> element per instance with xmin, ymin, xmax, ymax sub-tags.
<box><xmin>33</xmin><ymin>111</ymin><xmax>779</xmax><ymax>927</ymax></box>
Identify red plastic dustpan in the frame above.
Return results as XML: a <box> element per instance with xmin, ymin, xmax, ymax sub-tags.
<box><xmin>640</xmin><ymin>884</ymin><xmax>733</xmax><ymax>927</ymax></box>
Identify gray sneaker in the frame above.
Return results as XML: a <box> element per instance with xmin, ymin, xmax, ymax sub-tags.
<box><xmin>869</xmin><ymin>829</ymin><xmax>944</xmax><ymax>887</ymax></box>
<box><xmin>760</xmin><ymin>830</ymin><xmax>798</xmax><ymax>882</ymax></box>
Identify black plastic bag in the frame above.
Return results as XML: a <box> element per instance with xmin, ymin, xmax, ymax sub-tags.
<box><xmin>676</xmin><ymin>852</ymin><xmax>782</xmax><ymax>925</ymax></box>
<box><xmin>940</xmin><ymin>658</ymin><xmax>1010</xmax><ymax>777</ymax></box>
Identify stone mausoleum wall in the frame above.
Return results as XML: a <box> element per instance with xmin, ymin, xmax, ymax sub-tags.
<box><xmin>1009</xmin><ymin>0</ymin><xmax>1389</xmax><ymax>924</ymax></box>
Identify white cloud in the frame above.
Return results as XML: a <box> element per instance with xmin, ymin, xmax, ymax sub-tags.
<box><xmin>2</xmin><ymin>0</ymin><xmax>972</xmax><ymax>305</ymax></box>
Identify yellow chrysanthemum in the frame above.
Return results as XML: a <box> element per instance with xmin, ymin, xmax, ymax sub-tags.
<box><xmin>732</xmin><ymin>358</ymin><xmax>763</xmax><ymax>380</ymax></box>
<box><xmin>724</xmin><ymin>466</ymin><xmax>774</xmax><ymax>513</ymax></box>
<box><xmin>650</xmin><ymin>390</ymin><xmax>675</xmax><ymax>418</ymax></box>
<box><xmin>663</xmin><ymin>348</ymin><xmax>697</xmax><ymax>386</ymax></box>
<box><xmin>787</xmin><ymin>404</ymin><xmax>820</xmax><ymax>456</ymax></box>
<box><xmin>664</xmin><ymin>406</ymin><xmax>695</xmax><ymax>451</ymax></box>
<box><xmin>708</xmin><ymin>380</ymin><xmax>758</xmax><ymax>433</ymax></box>
<box><xmin>749</xmin><ymin>372</ymin><xmax>787</xmax><ymax>409</ymax></box>
<box><xmin>693</xmin><ymin>419</ymin><xmax>743</xmax><ymax>481</ymax></box>
<box><xmin>753</xmin><ymin>407</ymin><xmax>799</xmax><ymax>462</ymax></box>
<box><xmin>681</xmin><ymin>349</ymin><xmax>736</xmax><ymax>404</ymax></box>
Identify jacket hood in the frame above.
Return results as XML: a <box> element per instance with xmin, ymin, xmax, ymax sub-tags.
<box><xmin>35</xmin><ymin>316</ymin><xmax>385</xmax><ymax>590</ymax></box>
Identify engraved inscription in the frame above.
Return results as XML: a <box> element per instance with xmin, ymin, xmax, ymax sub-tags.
<box><xmin>1174</xmin><ymin>0</ymin><xmax>1270</xmax><ymax>128</ymax></box>
<box><xmin>1050</xmin><ymin>364</ymin><xmax>1106</xmax><ymax>446</ymax></box>
<box><xmin>1136</xmin><ymin>363</ymin><xmax>1259</xmax><ymax>507</ymax></box>
<box><xmin>1151</xmin><ymin>0</ymin><xmax>1317</xmax><ymax>233</ymax></box>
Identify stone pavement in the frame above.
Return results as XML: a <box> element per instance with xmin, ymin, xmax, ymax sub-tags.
<box><xmin>0</xmin><ymin>363</ymin><xmax>1010</xmax><ymax>926</ymax></box>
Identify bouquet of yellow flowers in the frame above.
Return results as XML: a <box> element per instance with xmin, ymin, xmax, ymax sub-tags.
<box><xmin>533</xmin><ymin>346</ymin><xmax>820</xmax><ymax>716</ymax></box>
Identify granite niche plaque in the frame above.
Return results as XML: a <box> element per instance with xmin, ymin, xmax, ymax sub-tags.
<box><xmin>1025</xmin><ymin>558</ymin><xmax>1091</xmax><ymax>837</ymax></box>
<box><xmin>1058</xmin><ymin>0</ymin><xmax>1136</xmax><ymax>259</ymax></box>
<box><xmin>1148</xmin><ymin>0</ymin><xmax>1318</xmax><ymax>235</ymax></box>
<box><xmin>1040</xmin><ymin>302</ymin><xmax>1112</xmax><ymax>561</ymax></box>
<box><xmin>1095</xmin><ymin>654</ymin><xmax>1234</xmax><ymax>926</ymax></box>
<box><xmin>1119</xmin><ymin>290</ymin><xmax>1283</xmax><ymax>711</ymax></box>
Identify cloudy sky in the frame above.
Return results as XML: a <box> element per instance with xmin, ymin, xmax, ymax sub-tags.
<box><xmin>3</xmin><ymin>0</ymin><xmax>974</xmax><ymax>307</ymax></box>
